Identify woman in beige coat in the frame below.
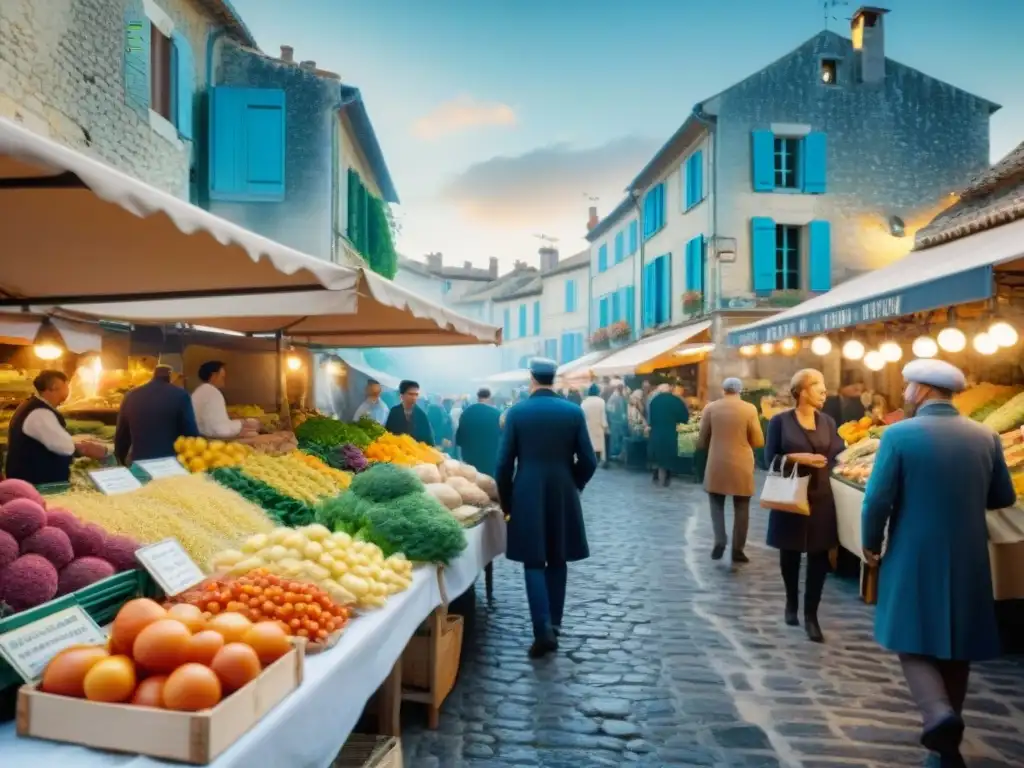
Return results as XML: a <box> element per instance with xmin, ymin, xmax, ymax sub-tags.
<box><xmin>697</xmin><ymin>377</ymin><xmax>764</xmax><ymax>563</ymax></box>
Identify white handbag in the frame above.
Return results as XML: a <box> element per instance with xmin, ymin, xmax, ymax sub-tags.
<box><xmin>760</xmin><ymin>456</ymin><xmax>811</xmax><ymax>516</ymax></box>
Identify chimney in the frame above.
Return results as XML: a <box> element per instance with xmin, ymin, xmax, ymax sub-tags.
<box><xmin>280</xmin><ymin>46</ymin><xmax>294</xmax><ymax>63</ymax></box>
<box><xmin>463</xmin><ymin>260</ymin><xmax>473</xmax><ymax>269</ymax></box>
<box><xmin>488</xmin><ymin>257</ymin><xmax>499</xmax><ymax>278</ymax></box>
<box><xmin>539</xmin><ymin>246</ymin><xmax>559</xmax><ymax>272</ymax></box>
<box><xmin>299</xmin><ymin>60</ymin><xmax>316</xmax><ymax>71</ymax></box>
<box><xmin>587</xmin><ymin>206</ymin><xmax>599</xmax><ymax>230</ymax></box>
<box><xmin>425</xmin><ymin>252</ymin><xmax>442</xmax><ymax>272</ymax></box>
<box><xmin>851</xmin><ymin>7</ymin><xmax>888</xmax><ymax>84</ymax></box>
<box><xmin>513</xmin><ymin>260</ymin><xmax>527</xmax><ymax>270</ymax></box>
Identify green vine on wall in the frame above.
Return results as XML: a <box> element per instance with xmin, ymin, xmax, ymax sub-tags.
<box><xmin>347</xmin><ymin>168</ymin><xmax>398</xmax><ymax>280</ymax></box>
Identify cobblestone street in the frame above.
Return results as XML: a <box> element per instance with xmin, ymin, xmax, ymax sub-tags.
<box><xmin>402</xmin><ymin>468</ymin><xmax>1024</xmax><ymax>767</ymax></box>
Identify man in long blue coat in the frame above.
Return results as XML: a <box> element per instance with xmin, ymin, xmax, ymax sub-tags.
<box><xmin>863</xmin><ymin>359</ymin><xmax>1015</xmax><ymax>767</ymax></box>
<box><xmin>496</xmin><ymin>358</ymin><xmax>598</xmax><ymax>658</ymax></box>
<box><xmin>455</xmin><ymin>388</ymin><xmax>501</xmax><ymax>478</ymax></box>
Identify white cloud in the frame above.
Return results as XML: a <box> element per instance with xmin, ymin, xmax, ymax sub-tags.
<box><xmin>411</xmin><ymin>95</ymin><xmax>517</xmax><ymax>140</ymax></box>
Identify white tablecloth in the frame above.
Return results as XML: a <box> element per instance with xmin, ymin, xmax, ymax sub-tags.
<box><xmin>441</xmin><ymin>511</ymin><xmax>506</xmax><ymax>601</ymax></box>
<box><xmin>0</xmin><ymin>566</ymin><xmax>444</xmax><ymax>768</ymax></box>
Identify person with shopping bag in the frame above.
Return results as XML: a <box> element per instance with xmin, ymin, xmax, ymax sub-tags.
<box><xmin>763</xmin><ymin>369</ymin><xmax>843</xmax><ymax>643</ymax></box>
<box><xmin>861</xmin><ymin>359</ymin><xmax>1014</xmax><ymax>766</ymax></box>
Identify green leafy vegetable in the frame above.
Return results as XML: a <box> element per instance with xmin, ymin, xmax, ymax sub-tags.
<box><xmin>210</xmin><ymin>467</ymin><xmax>317</xmax><ymax>527</ymax></box>
<box><xmin>348</xmin><ymin>463</ymin><xmax>423</xmax><ymax>503</ymax></box>
<box><xmin>295</xmin><ymin>417</ymin><xmax>373</xmax><ymax>449</ymax></box>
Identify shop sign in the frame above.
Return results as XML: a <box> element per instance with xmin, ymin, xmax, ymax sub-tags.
<box><xmin>89</xmin><ymin>467</ymin><xmax>143</xmax><ymax>495</ymax></box>
<box><xmin>0</xmin><ymin>607</ymin><xmax>106</xmax><ymax>682</ymax></box>
<box><xmin>135</xmin><ymin>538</ymin><xmax>205</xmax><ymax>596</ymax></box>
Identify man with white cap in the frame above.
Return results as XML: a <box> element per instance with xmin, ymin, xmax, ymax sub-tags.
<box><xmin>862</xmin><ymin>358</ymin><xmax>1014</xmax><ymax>767</ymax></box>
<box><xmin>495</xmin><ymin>357</ymin><xmax>598</xmax><ymax>658</ymax></box>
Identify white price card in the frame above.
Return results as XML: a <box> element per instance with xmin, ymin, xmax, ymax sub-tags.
<box><xmin>89</xmin><ymin>466</ymin><xmax>143</xmax><ymax>495</ymax></box>
<box><xmin>135</xmin><ymin>538</ymin><xmax>205</xmax><ymax>596</ymax></box>
<box><xmin>0</xmin><ymin>606</ymin><xmax>107</xmax><ymax>682</ymax></box>
<box><xmin>135</xmin><ymin>456</ymin><xmax>189</xmax><ymax>479</ymax></box>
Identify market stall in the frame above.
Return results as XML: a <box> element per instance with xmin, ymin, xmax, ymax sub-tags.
<box><xmin>590</xmin><ymin>320</ymin><xmax>713</xmax><ymax>380</ymax></box>
<box><xmin>556</xmin><ymin>350</ymin><xmax>611</xmax><ymax>389</ymax></box>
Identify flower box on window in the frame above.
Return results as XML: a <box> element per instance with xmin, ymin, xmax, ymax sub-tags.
<box><xmin>681</xmin><ymin>290</ymin><xmax>703</xmax><ymax>316</ymax></box>
<box><xmin>590</xmin><ymin>327</ymin><xmax>610</xmax><ymax>349</ymax></box>
<box><xmin>607</xmin><ymin>321</ymin><xmax>631</xmax><ymax>341</ymax></box>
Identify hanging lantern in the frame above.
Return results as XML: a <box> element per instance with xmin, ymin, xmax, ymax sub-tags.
<box><xmin>973</xmin><ymin>332</ymin><xmax>998</xmax><ymax>356</ymax></box>
<box><xmin>809</xmin><ymin>336</ymin><xmax>832</xmax><ymax>356</ymax></box>
<box><xmin>739</xmin><ymin>345</ymin><xmax>756</xmax><ymax>357</ymax></box>
<box><xmin>988</xmin><ymin>321</ymin><xmax>1018</xmax><ymax>348</ymax></box>
<box><xmin>937</xmin><ymin>327</ymin><xmax>966</xmax><ymax>353</ymax></box>
<box><xmin>780</xmin><ymin>338</ymin><xmax>798</xmax><ymax>354</ymax></box>
<box><xmin>759</xmin><ymin>343</ymin><xmax>774</xmax><ymax>355</ymax></box>
<box><xmin>879</xmin><ymin>341</ymin><xmax>903</xmax><ymax>363</ymax></box>
<box><xmin>841</xmin><ymin>340</ymin><xmax>865</xmax><ymax>361</ymax></box>
<box><xmin>863</xmin><ymin>350</ymin><xmax>885</xmax><ymax>371</ymax></box>
<box><xmin>286</xmin><ymin>354</ymin><xmax>302</xmax><ymax>371</ymax></box>
<box><xmin>912</xmin><ymin>335</ymin><xmax>938</xmax><ymax>358</ymax></box>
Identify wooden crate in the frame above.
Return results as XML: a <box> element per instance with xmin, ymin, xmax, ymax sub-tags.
<box><xmin>333</xmin><ymin>734</ymin><xmax>402</xmax><ymax>767</ymax></box>
<box><xmin>16</xmin><ymin>645</ymin><xmax>303</xmax><ymax>764</ymax></box>
<box><xmin>402</xmin><ymin>613</ymin><xmax>462</xmax><ymax>696</ymax></box>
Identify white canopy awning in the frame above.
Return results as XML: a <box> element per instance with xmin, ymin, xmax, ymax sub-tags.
<box><xmin>0</xmin><ymin>119</ymin><xmax>499</xmax><ymax>348</ymax></box>
<box><xmin>0</xmin><ymin>312</ymin><xmax>102</xmax><ymax>354</ymax></box>
<box><xmin>591</xmin><ymin>320</ymin><xmax>712</xmax><ymax>377</ymax></box>
<box><xmin>727</xmin><ymin>216</ymin><xmax>1024</xmax><ymax>346</ymax></box>
<box><xmin>336</xmin><ymin>351</ymin><xmax>401</xmax><ymax>390</ymax></box>
<box><xmin>556</xmin><ymin>350</ymin><xmax>611</xmax><ymax>382</ymax></box>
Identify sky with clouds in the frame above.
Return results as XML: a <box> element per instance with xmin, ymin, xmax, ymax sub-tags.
<box><xmin>231</xmin><ymin>0</ymin><xmax>1024</xmax><ymax>273</ymax></box>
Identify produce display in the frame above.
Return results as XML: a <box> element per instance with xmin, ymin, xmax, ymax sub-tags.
<box><xmin>837</xmin><ymin>416</ymin><xmax>875</xmax><ymax>446</ymax></box>
<box><xmin>316</xmin><ymin>464</ymin><xmax>467</xmax><ymax>564</ymax></box>
<box><xmin>174</xmin><ymin>436</ymin><xmax>253</xmax><ymax>473</ymax></box>
<box><xmin>365</xmin><ymin>433</ymin><xmax>444</xmax><ymax>466</ymax></box>
<box><xmin>238</xmin><ymin>453</ymin><xmax>349</xmax><ymax>504</ymax></box>
<box><xmin>676</xmin><ymin>413</ymin><xmax>701</xmax><ymax>455</ymax></box>
<box><xmin>207</xmin><ymin>523</ymin><xmax>413</xmax><ymax>611</ymax></box>
<box><xmin>50</xmin><ymin>475</ymin><xmax>275</xmax><ymax>567</ymax></box>
<box><xmin>295</xmin><ymin>417</ymin><xmax>374</xmax><ymax>450</ymax></box>
<box><xmin>982</xmin><ymin>391</ymin><xmax>1024</xmax><ymax>433</ymax></box>
<box><xmin>38</xmin><ymin>598</ymin><xmax>294</xmax><ymax>710</ymax></box>
<box><xmin>953</xmin><ymin>384</ymin><xmax>1019</xmax><ymax>419</ymax></box>
<box><xmin>0</xmin><ymin>480</ymin><xmax>141</xmax><ymax>614</ymax></box>
<box><xmin>209</xmin><ymin>468</ymin><xmax>317</xmax><ymax>527</ymax></box>
<box><xmin>226</xmin><ymin>404</ymin><xmax>280</xmax><ymax>432</ymax></box>
<box><xmin>235</xmin><ymin>430</ymin><xmax>300</xmax><ymax>456</ymax></box>
<box><xmin>302</xmin><ymin>442</ymin><xmax>370</xmax><ymax>474</ymax></box>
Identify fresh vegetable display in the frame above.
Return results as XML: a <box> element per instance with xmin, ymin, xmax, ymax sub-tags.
<box><xmin>305</xmin><ymin>442</ymin><xmax>370</xmax><ymax>473</ymax></box>
<box><xmin>38</xmin><ymin>598</ymin><xmax>294</xmax><ymax>710</ymax></box>
<box><xmin>226</xmin><ymin>404</ymin><xmax>280</xmax><ymax>432</ymax></box>
<box><xmin>953</xmin><ymin>384</ymin><xmax>1019</xmax><ymax>418</ymax></box>
<box><xmin>50</xmin><ymin>475</ymin><xmax>275</xmax><ymax>567</ymax></box>
<box><xmin>837</xmin><ymin>416</ymin><xmax>874</xmax><ymax>446</ymax></box>
<box><xmin>170</xmin><ymin>566</ymin><xmax>352</xmax><ymax>640</ymax></box>
<box><xmin>983</xmin><ymin>391</ymin><xmax>1024</xmax><ymax>433</ymax></box>
<box><xmin>294</xmin><ymin>417</ymin><xmax>373</xmax><ymax>450</ymax></box>
<box><xmin>238</xmin><ymin>453</ymin><xmax>348</xmax><ymax>504</ymax></box>
<box><xmin>209</xmin><ymin>468</ymin><xmax>317</xmax><ymax>527</ymax></box>
<box><xmin>207</xmin><ymin>523</ymin><xmax>413</xmax><ymax>610</ymax></box>
<box><xmin>316</xmin><ymin>464</ymin><xmax>467</xmax><ymax>564</ymax></box>
<box><xmin>355</xmin><ymin>416</ymin><xmax>386</xmax><ymax>443</ymax></box>
<box><xmin>364</xmin><ymin>433</ymin><xmax>444</xmax><ymax>466</ymax></box>
<box><xmin>287</xmin><ymin>451</ymin><xmax>353</xmax><ymax>489</ymax></box>
<box><xmin>174</xmin><ymin>436</ymin><xmax>253</xmax><ymax>473</ymax></box>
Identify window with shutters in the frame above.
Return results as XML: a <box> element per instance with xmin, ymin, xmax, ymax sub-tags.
<box><xmin>774</xmin><ymin>138</ymin><xmax>800</xmax><ymax>189</ymax></box>
<box><xmin>775</xmin><ymin>225</ymin><xmax>801</xmax><ymax>290</ymax></box>
<box><xmin>150</xmin><ymin>26</ymin><xmax>173</xmax><ymax>121</ymax></box>
<box><xmin>597</xmin><ymin>244</ymin><xmax>608</xmax><ymax>272</ymax></box>
<box><xmin>627</xmin><ymin>219</ymin><xmax>638</xmax><ymax>255</ymax></box>
<box><xmin>209</xmin><ymin>87</ymin><xmax>287</xmax><ymax>202</ymax></box>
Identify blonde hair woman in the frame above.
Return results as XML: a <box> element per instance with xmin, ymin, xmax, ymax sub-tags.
<box><xmin>763</xmin><ymin>369</ymin><xmax>843</xmax><ymax>643</ymax></box>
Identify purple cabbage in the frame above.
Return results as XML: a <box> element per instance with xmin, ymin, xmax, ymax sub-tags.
<box><xmin>336</xmin><ymin>443</ymin><xmax>369</xmax><ymax>473</ymax></box>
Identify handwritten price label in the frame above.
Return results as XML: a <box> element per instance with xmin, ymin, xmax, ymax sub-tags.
<box><xmin>0</xmin><ymin>607</ymin><xmax>106</xmax><ymax>682</ymax></box>
<box><xmin>135</xmin><ymin>538</ymin><xmax>205</xmax><ymax>596</ymax></box>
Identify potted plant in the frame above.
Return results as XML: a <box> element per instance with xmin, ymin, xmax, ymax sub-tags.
<box><xmin>590</xmin><ymin>327</ymin><xmax>610</xmax><ymax>349</ymax></box>
<box><xmin>607</xmin><ymin>321</ymin><xmax>631</xmax><ymax>345</ymax></box>
<box><xmin>681</xmin><ymin>290</ymin><xmax>703</xmax><ymax>316</ymax></box>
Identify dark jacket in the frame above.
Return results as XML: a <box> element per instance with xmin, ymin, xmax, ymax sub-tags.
<box><xmin>863</xmin><ymin>401</ymin><xmax>1015</xmax><ymax>660</ymax></box>
<box><xmin>114</xmin><ymin>377</ymin><xmax>199</xmax><ymax>465</ymax></box>
<box><xmin>5</xmin><ymin>397</ymin><xmax>74</xmax><ymax>485</ymax></box>
<box><xmin>764</xmin><ymin>409</ymin><xmax>843</xmax><ymax>552</ymax></box>
<box><xmin>384</xmin><ymin>404</ymin><xmax>434</xmax><ymax>445</ymax></box>
<box><xmin>647</xmin><ymin>392</ymin><xmax>689</xmax><ymax>468</ymax></box>
<box><xmin>822</xmin><ymin>394</ymin><xmax>866</xmax><ymax>429</ymax></box>
<box><xmin>495</xmin><ymin>389</ymin><xmax>597</xmax><ymax>566</ymax></box>
<box><xmin>426</xmin><ymin>403</ymin><xmax>453</xmax><ymax>449</ymax></box>
<box><xmin>455</xmin><ymin>402</ymin><xmax>501</xmax><ymax>478</ymax></box>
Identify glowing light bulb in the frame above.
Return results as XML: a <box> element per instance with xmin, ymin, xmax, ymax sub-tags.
<box><xmin>739</xmin><ymin>345</ymin><xmax>756</xmax><ymax>357</ymax></box>
<box><xmin>91</xmin><ymin>357</ymin><xmax>102</xmax><ymax>374</ymax></box>
<box><xmin>286</xmin><ymin>355</ymin><xmax>302</xmax><ymax>371</ymax></box>
<box><xmin>912</xmin><ymin>336</ymin><xmax>938</xmax><ymax>358</ymax></box>
<box><xmin>937</xmin><ymin>327</ymin><xmax>966</xmax><ymax>353</ymax></box>
<box><xmin>988</xmin><ymin>321</ymin><xmax>1018</xmax><ymax>348</ymax></box>
<box><xmin>973</xmin><ymin>332</ymin><xmax>998</xmax><ymax>356</ymax></box>
<box><xmin>780</xmin><ymin>338</ymin><xmax>798</xmax><ymax>353</ymax></box>
<box><xmin>759</xmin><ymin>343</ymin><xmax>774</xmax><ymax>355</ymax></box>
<box><xmin>33</xmin><ymin>342</ymin><xmax>63</xmax><ymax>361</ymax></box>
<box><xmin>879</xmin><ymin>341</ymin><xmax>903</xmax><ymax>362</ymax></box>
<box><xmin>842</xmin><ymin>340</ymin><xmax>865</xmax><ymax>361</ymax></box>
<box><xmin>810</xmin><ymin>336</ymin><xmax>832</xmax><ymax>356</ymax></box>
<box><xmin>325</xmin><ymin>361</ymin><xmax>341</xmax><ymax>375</ymax></box>
<box><xmin>864</xmin><ymin>350</ymin><xmax>885</xmax><ymax>371</ymax></box>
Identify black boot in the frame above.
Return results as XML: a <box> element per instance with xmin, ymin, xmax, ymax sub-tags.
<box><xmin>732</xmin><ymin>550</ymin><xmax>749</xmax><ymax>563</ymax></box>
<box><xmin>528</xmin><ymin>632</ymin><xmax>558</xmax><ymax>659</ymax></box>
<box><xmin>921</xmin><ymin>713</ymin><xmax>965</xmax><ymax>756</ymax></box>
<box><xmin>785</xmin><ymin>606</ymin><xmax>799</xmax><ymax>626</ymax></box>
<box><xmin>711</xmin><ymin>545</ymin><xmax>725</xmax><ymax>560</ymax></box>
<box><xmin>804</xmin><ymin>614</ymin><xmax>824</xmax><ymax>643</ymax></box>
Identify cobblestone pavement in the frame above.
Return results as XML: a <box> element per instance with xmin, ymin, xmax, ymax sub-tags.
<box><xmin>401</xmin><ymin>468</ymin><xmax>1024</xmax><ymax>767</ymax></box>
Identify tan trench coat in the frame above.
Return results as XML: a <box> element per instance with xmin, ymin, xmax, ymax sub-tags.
<box><xmin>697</xmin><ymin>395</ymin><xmax>764</xmax><ymax>497</ymax></box>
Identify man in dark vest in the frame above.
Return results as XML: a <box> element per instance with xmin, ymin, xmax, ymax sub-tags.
<box><xmin>114</xmin><ymin>364</ymin><xmax>200</xmax><ymax>465</ymax></box>
<box><xmin>5</xmin><ymin>370</ymin><xmax>107</xmax><ymax>485</ymax></box>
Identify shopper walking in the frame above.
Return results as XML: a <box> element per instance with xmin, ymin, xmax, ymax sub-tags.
<box><xmin>495</xmin><ymin>358</ymin><xmax>597</xmax><ymax>658</ymax></box>
<box><xmin>455</xmin><ymin>388</ymin><xmax>501</xmax><ymax>478</ymax></box>
<box><xmin>581</xmin><ymin>383</ymin><xmax>609</xmax><ymax>468</ymax></box>
<box><xmin>862</xmin><ymin>360</ymin><xmax>1014</xmax><ymax>766</ymax></box>
<box><xmin>648</xmin><ymin>384</ymin><xmax>689</xmax><ymax>486</ymax></box>
<box><xmin>764</xmin><ymin>369</ymin><xmax>843</xmax><ymax>643</ymax></box>
<box><xmin>606</xmin><ymin>382</ymin><xmax>628</xmax><ymax>459</ymax></box>
<box><xmin>698</xmin><ymin>377</ymin><xmax>764</xmax><ymax>563</ymax></box>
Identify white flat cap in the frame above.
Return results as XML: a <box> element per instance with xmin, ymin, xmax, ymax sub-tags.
<box><xmin>902</xmin><ymin>359</ymin><xmax>966</xmax><ymax>393</ymax></box>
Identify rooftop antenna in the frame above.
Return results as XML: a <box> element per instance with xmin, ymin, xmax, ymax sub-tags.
<box><xmin>533</xmin><ymin>233</ymin><xmax>559</xmax><ymax>248</ymax></box>
<box><xmin>823</xmin><ymin>0</ymin><xmax>848</xmax><ymax>29</ymax></box>
<box><xmin>583</xmin><ymin>193</ymin><xmax>599</xmax><ymax>203</ymax></box>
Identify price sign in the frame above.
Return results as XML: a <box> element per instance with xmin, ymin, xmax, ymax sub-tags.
<box><xmin>89</xmin><ymin>467</ymin><xmax>143</xmax><ymax>495</ymax></box>
<box><xmin>0</xmin><ymin>606</ymin><xmax>107</xmax><ymax>682</ymax></box>
<box><xmin>135</xmin><ymin>456</ymin><xmax>189</xmax><ymax>480</ymax></box>
<box><xmin>135</xmin><ymin>538</ymin><xmax>205</xmax><ymax>596</ymax></box>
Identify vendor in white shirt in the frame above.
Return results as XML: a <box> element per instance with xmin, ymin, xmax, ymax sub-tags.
<box><xmin>191</xmin><ymin>361</ymin><xmax>260</xmax><ymax>439</ymax></box>
<box><xmin>353</xmin><ymin>379</ymin><xmax>390</xmax><ymax>425</ymax></box>
<box><xmin>5</xmin><ymin>370</ymin><xmax>108</xmax><ymax>485</ymax></box>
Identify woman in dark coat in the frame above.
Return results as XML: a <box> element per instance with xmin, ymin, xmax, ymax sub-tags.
<box><xmin>764</xmin><ymin>369</ymin><xmax>843</xmax><ymax>643</ymax></box>
<box><xmin>647</xmin><ymin>385</ymin><xmax>689</xmax><ymax>486</ymax></box>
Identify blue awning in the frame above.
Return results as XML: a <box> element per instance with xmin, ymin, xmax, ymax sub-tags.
<box><xmin>726</xmin><ymin>215</ymin><xmax>1024</xmax><ymax>346</ymax></box>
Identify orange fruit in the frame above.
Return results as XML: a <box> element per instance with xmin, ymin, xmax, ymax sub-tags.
<box><xmin>110</xmin><ymin>599</ymin><xmax>167</xmax><ymax>655</ymax></box>
<box><xmin>133</xmin><ymin>619</ymin><xmax>192</xmax><ymax>674</ymax></box>
<box><xmin>83</xmin><ymin>655</ymin><xmax>137</xmax><ymax>703</ymax></box>
<box><xmin>242</xmin><ymin>621</ymin><xmax>292</xmax><ymax>666</ymax></box>
<box><xmin>131</xmin><ymin>675</ymin><xmax>167</xmax><ymax>708</ymax></box>
<box><xmin>206</xmin><ymin>612</ymin><xmax>252</xmax><ymax>643</ymax></box>
<box><xmin>41</xmin><ymin>645</ymin><xmax>109</xmax><ymax>698</ymax></box>
<box><xmin>185</xmin><ymin>630</ymin><xmax>225</xmax><ymax>666</ymax></box>
<box><xmin>210</xmin><ymin>643</ymin><xmax>261</xmax><ymax>693</ymax></box>
<box><xmin>163</xmin><ymin>663</ymin><xmax>222</xmax><ymax>711</ymax></box>
<box><xmin>167</xmin><ymin>603</ymin><xmax>206</xmax><ymax>633</ymax></box>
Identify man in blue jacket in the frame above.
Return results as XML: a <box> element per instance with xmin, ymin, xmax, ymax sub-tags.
<box><xmin>455</xmin><ymin>388</ymin><xmax>501</xmax><ymax>478</ymax></box>
<box><xmin>496</xmin><ymin>358</ymin><xmax>598</xmax><ymax>658</ymax></box>
<box><xmin>863</xmin><ymin>359</ymin><xmax>1015</xmax><ymax>767</ymax></box>
<box><xmin>384</xmin><ymin>380</ymin><xmax>435</xmax><ymax>445</ymax></box>
<box><xmin>114</xmin><ymin>365</ymin><xmax>200</xmax><ymax>465</ymax></box>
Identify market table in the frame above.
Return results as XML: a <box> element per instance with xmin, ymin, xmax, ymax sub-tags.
<box><xmin>442</xmin><ymin>511</ymin><xmax>506</xmax><ymax>602</ymax></box>
<box><xmin>0</xmin><ymin>566</ymin><xmax>444</xmax><ymax>768</ymax></box>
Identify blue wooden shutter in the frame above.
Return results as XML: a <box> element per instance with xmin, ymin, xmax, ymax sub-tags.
<box><xmin>171</xmin><ymin>32</ymin><xmax>194</xmax><ymax>140</ymax></box>
<box><xmin>123</xmin><ymin>1</ymin><xmax>150</xmax><ymax>117</ymax></box>
<box><xmin>751</xmin><ymin>217</ymin><xmax>777</xmax><ymax>293</ymax></box>
<box><xmin>564</xmin><ymin>280</ymin><xmax>573</xmax><ymax>312</ymax></box>
<box><xmin>610</xmin><ymin>291</ymin><xmax>621</xmax><ymax>323</ymax></box>
<box><xmin>503</xmin><ymin>308</ymin><xmax>511</xmax><ymax>336</ymax></box>
<box><xmin>689</xmin><ymin>151</ymin><xmax>703</xmax><ymax>207</ymax></box>
<box><xmin>614</xmin><ymin>231</ymin><xmax>624</xmax><ymax>263</ymax></box>
<box><xmin>533</xmin><ymin>300</ymin><xmax>541</xmax><ymax>335</ymax></box>
<box><xmin>751</xmin><ymin>131</ymin><xmax>775</xmax><ymax>192</ymax></box>
<box><xmin>599</xmin><ymin>296</ymin><xmax>609</xmax><ymax>327</ymax></box>
<box><xmin>209</xmin><ymin>87</ymin><xmax>287</xmax><ymax>201</ymax></box>
<box><xmin>625</xmin><ymin>286</ymin><xmax>636</xmax><ymax>332</ymax></box>
<box><xmin>808</xmin><ymin>220</ymin><xmax>832</xmax><ymax>291</ymax></box>
<box><xmin>598</xmin><ymin>244</ymin><xmax>608</xmax><ymax>272</ymax></box>
<box><xmin>801</xmin><ymin>132</ymin><xmax>827</xmax><ymax>194</ymax></box>
<box><xmin>658</xmin><ymin>256</ymin><xmax>672</xmax><ymax>324</ymax></box>
<box><xmin>628</xmin><ymin>220</ymin><xmax>638</xmax><ymax>255</ymax></box>
<box><xmin>643</xmin><ymin>263</ymin><xmax>656</xmax><ymax>328</ymax></box>
<box><xmin>518</xmin><ymin>304</ymin><xmax>527</xmax><ymax>337</ymax></box>
<box><xmin>685</xmin><ymin>236</ymin><xmax>703</xmax><ymax>291</ymax></box>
